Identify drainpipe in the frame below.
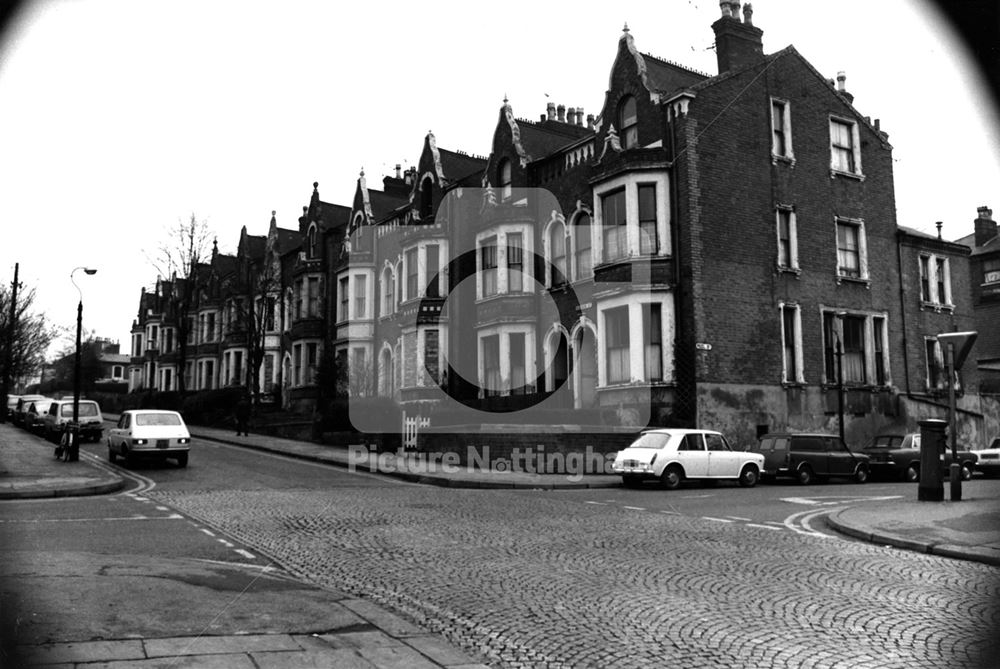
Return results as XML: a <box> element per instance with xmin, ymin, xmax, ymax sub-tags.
<box><xmin>666</xmin><ymin>107</ymin><xmax>689</xmax><ymax>425</ymax></box>
<box><xmin>895</xmin><ymin>229</ymin><xmax>912</xmax><ymax>395</ymax></box>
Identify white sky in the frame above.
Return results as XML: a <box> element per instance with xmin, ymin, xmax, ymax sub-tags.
<box><xmin>1</xmin><ymin>0</ymin><xmax>998</xmax><ymax>358</ymax></box>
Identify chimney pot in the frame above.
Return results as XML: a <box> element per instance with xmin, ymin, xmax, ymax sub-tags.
<box><xmin>587</xmin><ymin>114</ymin><xmax>595</xmax><ymax>130</ymax></box>
<box><xmin>936</xmin><ymin>221</ymin><xmax>943</xmax><ymax>239</ymax></box>
<box><xmin>974</xmin><ymin>205</ymin><xmax>998</xmax><ymax>246</ymax></box>
<box><xmin>557</xmin><ymin>104</ymin><xmax>566</xmax><ymax>122</ymax></box>
<box><xmin>567</xmin><ymin>107</ymin><xmax>576</xmax><ymax>123</ymax></box>
<box><xmin>546</xmin><ymin>102</ymin><xmax>556</xmax><ymax>121</ymax></box>
<box><xmin>575</xmin><ymin>108</ymin><xmax>584</xmax><ymax>126</ymax></box>
<box><xmin>979</xmin><ymin>206</ymin><xmax>994</xmax><ymax>220</ymax></box>
<box><xmin>743</xmin><ymin>2</ymin><xmax>753</xmax><ymax>25</ymax></box>
<box><xmin>540</xmin><ymin>114</ymin><xmax>547</xmax><ymax>122</ymax></box>
<box><xmin>837</xmin><ymin>71</ymin><xmax>846</xmax><ymax>92</ymax></box>
<box><xmin>395</xmin><ymin>164</ymin><xmax>401</xmax><ymax>179</ymax></box>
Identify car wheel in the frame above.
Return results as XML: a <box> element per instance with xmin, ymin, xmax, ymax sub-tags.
<box><xmin>621</xmin><ymin>475</ymin><xmax>642</xmax><ymax>488</ymax></box>
<box><xmin>660</xmin><ymin>465</ymin><xmax>683</xmax><ymax>490</ymax></box>
<box><xmin>797</xmin><ymin>466</ymin><xmax>814</xmax><ymax>486</ymax></box>
<box><xmin>854</xmin><ymin>465</ymin><xmax>869</xmax><ymax>484</ymax></box>
<box><xmin>904</xmin><ymin>464</ymin><xmax>920</xmax><ymax>483</ymax></box>
<box><xmin>176</xmin><ymin>453</ymin><xmax>188</xmax><ymax>468</ymax></box>
<box><xmin>960</xmin><ymin>463</ymin><xmax>973</xmax><ymax>481</ymax></box>
<box><xmin>738</xmin><ymin>465</ymin><xmax>759</xmax><ymax>488</ymax></box>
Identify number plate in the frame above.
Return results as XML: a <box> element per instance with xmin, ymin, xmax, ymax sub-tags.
<box><xmin>156</xmin><ymin>439</ymin><xmax>169</xmax><ymax>449</ymax></box>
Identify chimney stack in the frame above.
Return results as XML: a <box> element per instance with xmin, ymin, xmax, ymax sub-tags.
<box><xmin>712</xmin><ymin>0</ymin><xmax>764</xmax><ymax>74</ymax></box>
<box><xmin>540</xmin><ymin>114</ymin><xmax>547</xmax><ymax>122</ymax></box>
<box><xmin>836</xmin><ymin>71</ymin><xmax>854</xmax><ymax>104</ymax></box>
<box><xmin>575</xmin><ymin>108</ymin><xmax>584</xmax><ymax>126</ymax></box>
<box><xmin>557</xmin><ymin>104</ymin><xmax>566</xmax><ymax>123</ymax></box>
<box><xmin>547</xmin><ymin>102</ymin><xmax>556</xmax><ymax>121</ymax></box>
<box><xmin>975</xmin><ymin>205</ymin><xmax>998</xmax><ymax>247</ymax></box>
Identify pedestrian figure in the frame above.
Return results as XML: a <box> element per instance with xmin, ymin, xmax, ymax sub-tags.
<box><xmin>235</xmin><ymin>394</ymin><xmax>251</xmax><ymax>436</ymax></box>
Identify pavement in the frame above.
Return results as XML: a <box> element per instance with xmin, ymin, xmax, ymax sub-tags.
<box><xmin>2</xmin><ymin>417</ymin><xmax>999</xmax><ymax>668</ymax></box>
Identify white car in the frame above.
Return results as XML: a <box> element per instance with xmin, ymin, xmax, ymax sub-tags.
<box><xmin>107</xmin><ymin>410</ymin><xmax>191</xmax><ymax>467</ymax></box>
<box><xmin>612</xmin><ymin>428</ymin><xmax>765</xmax><ymax>489</ymax></box>
<box><xmin>974</xmin><ymin>438</ymin><xmax>1000</xmax><ymax>478</ymax></box>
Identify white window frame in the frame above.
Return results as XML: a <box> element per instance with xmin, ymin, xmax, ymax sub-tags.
<box><xmin>596</xmin><ymin>293</ymin><xmax>673</xmax><ymax>388</ymax></box>
<box><xmin>770</xmin><ymin>97</ymin><xmax>794</xmax><ymax>162</ymax></box>
<box><xmin>834</xmin><ymin>216</ymin><xmax>869</xmax><ymax>283</ymax></box>
<box><xmin>592</xmin><ymin>173</ymin><xmax>671</xmax><ymax>266</ymax></box>
<box><xmin>821</xmin><ymin>308</ymin><xmax>891</xmax><ymax>387</ymax></box>
<box><xmin>476</xmin><ymin>324</ymin><xmax>535</xmax><ymax>397</ymax></box>
<box><xmin>476</xmin><ymin>225</ymin><xmax>534</xmax><ymax>300</ymax></box>
<box><xmin>779</xmin><ymin>302</ymin><xmax>804</xmax><ymax>384</ymax></box>
<box><xmin>775</xmin><ymin>205</ymin><xmax>799</xmax><ymax>271</ymax></box>
<box><xmin>829</xmin><ymin>115</ymin><xmax>864</xmax><ymax>179</ymax></box>
<box><xmin>919</xmin><ymin>253</ymin><xmax>953</xmax><ymax>308</ymax></box>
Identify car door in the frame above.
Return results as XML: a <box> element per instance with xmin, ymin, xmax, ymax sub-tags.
<box><xmin>705</xmin><ymin>433</ymin><xmax>739</xmax><ymax>477</ymax></box>
<box><xmin>111</xmin><ymin>414</ymin><xmax>129</xmax><ymax>451</ymax></box>
<box><xmin>675</xmin><ymin>432</ymin><xmax>709</xmax><ymax>478</ymax></box>
<box><xmin>827</xmin><ymin>437</ymin><xmax>855</xmax><ymax>476</ymax></box>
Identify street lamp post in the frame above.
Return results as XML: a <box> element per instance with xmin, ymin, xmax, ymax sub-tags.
<box><xmin>69</xmin><ymin>267</ymin><xmax>97</xmax><ymax>462</ymax></box>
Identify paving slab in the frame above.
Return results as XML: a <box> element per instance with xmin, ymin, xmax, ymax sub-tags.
<box><xmin>251</xmin><ymin>647</ymin><xmax>378</xmax><ymax>669</ymax></box>
<box><xmin>402</xmin><ymin>634</ymin><xmax>484</xmax><ymax>666</ymax></box>
<box><xmin>87</xmin><ymin>654</ymin><xmax>257</xmax><ymax>668</ymax></box>
<box><xmin>340</xmin><ymin>598</ymin><xmax>427</xmax><ymax>636</ymax></box>
<box><xmin>18</xmin><ymin>639</ymin><xmax>145</xmax><ymax>665</ymax></box>
<box><xmin>143</xmin><ymin>633</ymin><xmax>303</xmax><ymax>657</ymax></box>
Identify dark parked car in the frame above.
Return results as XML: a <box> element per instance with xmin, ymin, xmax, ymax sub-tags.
<box><xmin>973</xmin><ymin>438</ymin><xmax>1000</xmax><ymax>478</ymax></box>
<box><xmin>752</xmin><ymin>433</ymin><xmax>870</xmax><ymax>485</ymax></box>
<box><xmin>862</xmin><ymin>433</ymin><xmax>976</xmax><ymax>482</ymax></box>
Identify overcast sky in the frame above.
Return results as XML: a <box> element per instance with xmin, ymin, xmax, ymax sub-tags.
<box><xmin>1</xmin><ymin>0</ymin><xmax>998</xmax><ymax>359</ymax></box>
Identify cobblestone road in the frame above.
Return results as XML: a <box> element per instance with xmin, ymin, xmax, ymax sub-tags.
<box><xmin>150</xmin><ymin>486</ymin><xmax>1000</xmax><ymax>668</ymax></box>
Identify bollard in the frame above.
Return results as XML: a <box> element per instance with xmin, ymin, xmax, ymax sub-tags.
<box><xmin>918</xmin><ymin>419</ymin><xmax>946</xmax><ymax>501</ymax></box>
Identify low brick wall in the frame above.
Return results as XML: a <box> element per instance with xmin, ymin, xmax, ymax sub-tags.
<box><xmin>416</xmin><ymin>426</ymin><xmax>639</xmax><ymax>474</ymax></box>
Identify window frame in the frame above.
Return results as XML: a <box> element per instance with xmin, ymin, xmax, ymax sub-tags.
<box><xmin>821</xmin><ymin>309</ymin><xmax>890</xmax><ymax>388</ymax></box>
<box><xmin>618</xmin><ymin>95</ymin><xmax>638</xmax><ymax>149</ymax></box>
<box><xmin>573</xmin><ymin>212</ymin><xmax>593</xmax><ymax>281</ymax></box>
<box><xmin>776</xmin><ymin>206</ymin><xmax>799</xmax><ymax>271</ymax></box>
<box><xmin>829</xmin><ymin>115</ymin><xmax>863</xmax><ymax>179</ymax></box>
<box><xmin>834</xmin><ymin>216</ymin><xmax>869</xmax><ymax>282</ymax></box>
<box><xmin>780</xmin><ymin>303</ymin><xmax>803</xmax><ymax>384</ymax></box>
<box><xmin>770</xmin><ymin>97</ymin><xmax>794</xmax><ymax>161</ymax></box>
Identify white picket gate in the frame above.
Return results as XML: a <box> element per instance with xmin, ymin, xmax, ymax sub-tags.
<box><xmin>402</xmin><ymin>413</ymin><xmax>430</xmax><ymax>450</ymax></box>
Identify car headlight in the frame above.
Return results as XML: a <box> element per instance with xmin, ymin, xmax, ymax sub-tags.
<box><xmin>178</xmin><ymin>438</ymin><xmax>190</xmax><ymax>444</ymax></box>
<box><xmin>132</xmin><ymin>438</ymin><xmax>147</xmax><ymax>445</ymax></box>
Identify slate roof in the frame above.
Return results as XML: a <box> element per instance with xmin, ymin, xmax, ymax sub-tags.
<box><xmin>368</xmin><ymin>189</ymin><xmax>409</xmax><ymax>220</ymax></box>
<box><xmin>438</xmin><ymin>149</ymin><xmax>488</xmax><ymax>182</ymax></box>
<box><xmin>516</xmin><ymin>119</ymin><xmax>595</xmax><ymax>160</ymax></box>
<box><xmin>313</xmin><ymin>201</ymin><xmax>351</xmax><ymax>232</ymax></box>
<box><xmin>640</xmin><ymin>52</ymin><xmax>709</xmax><ymax>92</ymax></box>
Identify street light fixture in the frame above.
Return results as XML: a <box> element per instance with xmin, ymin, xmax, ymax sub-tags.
<box><xmin>68</xmin><ymin>267</ymin><xmax>97</xmax><ymax>462</ymax></box>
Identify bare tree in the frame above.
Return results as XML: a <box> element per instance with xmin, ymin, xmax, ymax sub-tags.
<box><xmin>145</xmin><ymin>213</ymin><xmax>214</xmax><ymax>394</ymax></box>
<box><xmin>242</xmin><ymin>254</ymin><xmax>280</xmax><ymax>406</ymax></box>
<box><xmin>0</xmin><ymin>282</ymin><xmax>58</xmax><ymax>396</ymax></box>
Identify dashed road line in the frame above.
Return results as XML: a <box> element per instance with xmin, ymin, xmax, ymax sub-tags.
<box><xmin>234</xmin><ymin>549</ymin><xmax>256</xmax><ymax>560</ymax></box>
<box><xmin>747</xmin><ymin>523</ymin><xmax>783</xmax><ymax>531</ymax></box>
<box><xmin>702</xmin><ymin>516</ymin><xmax>734</xmax><ymax>523</ymax></box>
<box><xmin>623</xmin><ymin>506</ymin><xmax>646</xmax><ymax>511</ymax></box>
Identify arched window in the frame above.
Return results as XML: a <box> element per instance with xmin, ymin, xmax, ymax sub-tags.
<box><xmin>308</xmin><ymin>224</ymin><xmax>318</xmax><ymax>258</ymax></box>
<box><xmin>381</xmin><ymin>267</ymin><xmax>394</xmax><ymax>316</ymax></box>
<box><xmin>550</xmin><ymin>220</ymin><xmax>567</xmax><ymax>285</ymax></box>
<box><xmin>619</xmin><ymin>96</ymin><xmax>637</xmax><ymax>149</ymax></box>
<box><xmin>574</xmin><ymin>214</ymin><xmax>593</xmax><ymax>280</ymax></box>
<box><xmin>420</xmin><ymin>178</ymin><xmax>434</xmax><ymax>219</ymax></box>
<box><xmin>498</xmin><ymin>159</ymin><xmax>512</xmax><ymax>201</ymax></box>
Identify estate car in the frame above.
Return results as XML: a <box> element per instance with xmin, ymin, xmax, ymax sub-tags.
<box><xmin>752</xmin><ymin>433</ymin><xmax>870</xmax><ymax>485</ymax></box>
<box><xmin>612</xmin><ymin>429</ymin><xmax>765</xmax><ymax>489</ymax></box>
<box><xmin>974</xmin><ymin>438</ymin><xmax>1000</xmax><ymax>478</ymax></box>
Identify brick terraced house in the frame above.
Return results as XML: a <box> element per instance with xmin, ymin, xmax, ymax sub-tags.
<box><xmin>127</xmin><ymin>3</ymin><xmax>999</xmax><ymax>457</ymax></box>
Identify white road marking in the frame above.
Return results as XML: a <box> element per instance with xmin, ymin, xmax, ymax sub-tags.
<box><xmin>782</xmin><ymin>507</ymin><xmax>845</xmax><ymax>537</ymax></box>
<box><xmin>782</xmin><ymin>495</ymin><xmax>903</xmax><ymax>506</ymax></box>
<box><xmin>726</xmin><ymin>516</ymin><xmax>752</xmax><ymax>521</ymax></box>
<box><xmin>623</xmin><ymin>506</ymin><xmax>646</xmax><ymax>511</ymax></box>
<box><xmin>200</xmin><ymin>528</ymin><xmax>216</xmax><ymax>537</ymax></box>
<box><xmin>234</xmin><ymin>549</ymin><xmax>256</xmax><ymax>559</ymax></box>
<box><xmin>584</xmin><ymin>501</ymin><xmax>607</xmax><ymax>505</ymax></box>
<box><xmin>0</xmin><ymin>515</ymin><xmax>184</xmax><ymax>523</ymax></box>
<box><xmin>155</xmin><ymin>506</ymin><xmax>169</xmax><ymax>511</ymax></box>
<box><xmin>746</xmin><ymin>523</ymin><xmax>784</xmax><ymax>531</ymax></box>
<box><xmin>217</xmin><ymin>539</ymin><xmax>234</xmax><ymax>548</ymax></box>
<box><xmin>702</xmin><ymin>516</ymin><xmax>734</xmax><ymax>523</ymax></box>
<box><xmin>660</xmin><ymin>510</ymin><xmax>680</xmax><ymax>515</ymax></box>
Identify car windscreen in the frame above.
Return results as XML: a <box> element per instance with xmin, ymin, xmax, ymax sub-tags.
<box><xmin>871</xmin><ymin>435</ymin><xmax>903</xmax><ymax>448</ymax></box>
<box><xmin>60</xmin><ymin>403</ymin><xmax>99</xmax><ymax>417</ymax></box>
<box><xmin>135</xmin><ymin>413</ymin><xmax>183</xmax><ymax>427</ymax></box>
<box><xmin>629</xmin><ymin>433</ymin><xmax>672</xmax><ymax>449</ymax></box>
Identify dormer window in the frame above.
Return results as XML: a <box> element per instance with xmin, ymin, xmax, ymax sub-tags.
<box><xmin>307</xmin><ymin>224</ymin><xmax>318</xmax><ymax>258</ymax></box>
<box><xmin>419</xmin><ymin>177</ymin><xmax>434</xmax><ymax>219</ymax></box>
<box><xmin>618</xmin><ymin>96</ymin><xmax>637</xmax><ymax>149</ymax></box>
<box><xmin>498</xmin><ymin>159</ymin><xmax>512</xmax><ymax>201</ymax></box>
